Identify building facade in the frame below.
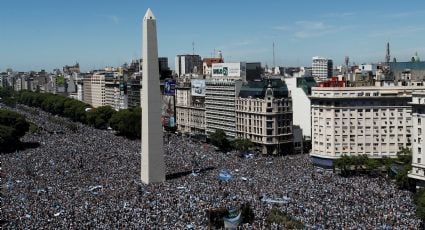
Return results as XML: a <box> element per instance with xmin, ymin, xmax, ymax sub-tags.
<box><xmin>90</xmin><ymin>72</ymin><xmax>108</xmax><ymax>108</ymax></box>
<box><xmin>310</xmin><ymin>86</ymin><xmax>423</xmax><ymax>167</ymax></box>
<box><xmin>285</xmin><ymin>77</ymin><xmax>316</xmax><ymax>138</ymax></box>
<box><xmin>236</xmin><ymin>79</ymin><xmax>293</xmax><ymax>155</ymax></box>
<box><xmin>175</xmin><ymin>80</ymin><xmax>206</xmax><ymax>134</ymax></box>
<box><xmin>205</xmin><ymin>79</ymin><xmax>242</xmax><ymax>138</ymax></box>
<box><xmin>409</xmin><ymin>91</ymin><xmax>425</xmax><ymax>184</ymax></box>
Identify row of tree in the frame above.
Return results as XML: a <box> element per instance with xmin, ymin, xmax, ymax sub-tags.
<box><xmin>333</xmin><ymin>148</ymin><xmax>413</xmax><ymax>189</ymax></box>
<box><xmin>0</xmin><ymin>109</ymin><xmax>30</xmax><ymax>152</ymax></box>
<box><xmin>0</xmin><ymin>88</ymin><xmax>142</xmax><ymax>139</ymax></box>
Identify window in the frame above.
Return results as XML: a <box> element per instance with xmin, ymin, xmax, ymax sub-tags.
<box><xmin>418</xmin><ymin>158</ymin><xmax>422</xmax><ymax>164</ymax></box>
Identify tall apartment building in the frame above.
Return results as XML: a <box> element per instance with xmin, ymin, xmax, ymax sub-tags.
<box><xmin>312</xmin><ymin>56</ymin><xmax>333</xmax><ymax>80</ymax></box>
<box><xmin>82</xmin><ymin>75</ymin><xmax>92</xmax><ymax>105</ymax></box>
<box><xmin>236</xmin><ymin>79</ymin><xmax>293</xmax><ymax>155</ymax></box>
<box><xmin>90</xmin><ymin>72</ymin><xmax>109</xmax><ymax>108</ymax></box>
<box><xmin>409</xmin><ymin>91</ymin><xmax>425</xmax><ymax>185</ymax></box>
<box><xmin>175</xmin><ymin>79</ymin><xmax>206</xmax><ymax>134</ymax></box>
<box><xmin>175</xmin><ymin>54</ymin><xmax>202</xmax><ymax>77</ymax></box>
<box><xmin>310</xmin><ymin>86</ymin><xmax>423</xmax><ymax>167</ymax></box>
<box><xmin>205</xmin><ymin>79</ymin><xmax>242</xmax><ymax>138</ymax></box>
<box><xmin>88</xmin><ymin>72</ymin><xmax>127</xmax><ymax>110</ymax></box>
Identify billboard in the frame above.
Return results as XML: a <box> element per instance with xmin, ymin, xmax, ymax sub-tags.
<box><xmin>164</xmin><ymin>79</ymin><xmax>176</xmax><ymax>95</ymax></box>
<box><xmin>161</xmin><ymin>95</ymin><xmax>175</xmax><ymax>127</ymax></box>
<box><xmin>191</xmin><ymin>79</ymin><xmax>206</xmax><ymax>97</ymax></box>
<box><xmin>212</xmin><ymin>63</ymin><xmax>246</xmax><ymax>77</ymax></box>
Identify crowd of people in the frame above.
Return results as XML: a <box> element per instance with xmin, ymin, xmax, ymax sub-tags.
<box><xmin>0</xmin><ymin>104</ymin><xmax>421</xmax><ymax>229</ymax></box>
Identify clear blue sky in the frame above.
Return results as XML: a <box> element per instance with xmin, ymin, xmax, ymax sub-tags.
<box><xmin>1</xmin><ymin>0</ymin><xmax>425</xmax><ymax>72</ymax></box>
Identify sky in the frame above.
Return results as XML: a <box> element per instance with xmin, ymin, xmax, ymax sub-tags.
<box><xmin>1</xmin><ymin>0</ymin><xmax>425</xmax><ymax>72</ymax></box>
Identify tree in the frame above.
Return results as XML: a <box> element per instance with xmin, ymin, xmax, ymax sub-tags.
<box><xmin>394</xmin><ymin>148</ymin><xmax>413</xmax><ymax>189</ymax></box>
<box><xmin>109</xmin><ymin>107</ymin><xmax>141</xmax><ymax>138</ymax></box>
<box><xmin>86</xmin><ymin>106</ymin><xmax>116</xmax><ymax>129</ymax></box>
<box><xmin>0</xmin><ymin>109</ymin><xmax>30</xmax><ymax>137</ymax></box>
<box><xmin>334</xmin><ymin>155</ymin><xmax>352</xmax><ymax>175</ymax></box>
<box><xmin>0</xmin><ymin>109</ymin><xmax>30</xmax><ymax>152</ymax></box>
<box><xmin>414</xmin><ymin>188</ymin><xmax>425</xmax><ymax>222</ymax></box>
<box><xmin>209</xmin><ymin>129</ymin><xmax>230</xmax><ymax>151</ymax></box>
<box><xmin>0</xmin><ymin>124</ymin><xmax>18</xmax><ymax>151</ymax></box>
<box><xmin>233</xmin><ymin>138</ymin><xmax>254</xmax><ymax>153</ymax></box>
<box><xmin>365</xmin><ymin>158</ymin><xmax>380</xmax><ymax>171</ymax></box>
<box><xmin>397</xmin><ymin>147</ymin><xmax>412</xmax><ymax>165</ymax></box>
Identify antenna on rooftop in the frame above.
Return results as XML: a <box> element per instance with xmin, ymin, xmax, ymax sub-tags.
<box><xmin>192</xmin><ymin>42</ymin><xmax>195</xmax><ymax>55</ymax></box>
<box><xmin>273</xmin><ymin>42</ymin><xmax>276</xmax><ymax>68</ymax></box>
<box><xmin>385</xmin><ymin>42</ymin><xmax>391</xmax><ymax>65</ymax></box>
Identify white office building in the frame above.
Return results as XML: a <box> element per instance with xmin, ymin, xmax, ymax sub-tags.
<box><xmin>312</xmin><ymin>56</ymin><xmax>333</xmax><ymax>80</ymax></box>
<box><xmin>310</xmin><ymin>86</ymin><xmax>423</xmax><ymax>167</ymax></box>
<box><xmin>205</xmin><ymin>79</ymin><xmax>242</xmax><ymax>138</ymax></box>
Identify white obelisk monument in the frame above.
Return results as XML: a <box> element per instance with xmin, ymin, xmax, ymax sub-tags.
<box><xmin>141</xmin><ymin>8</ymin><xmax>165</xmax><ymax>184</ymax></box>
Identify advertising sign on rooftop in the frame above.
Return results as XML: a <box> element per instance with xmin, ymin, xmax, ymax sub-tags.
<box><xmin>212</xmin><ymin>63</ymin><xmax>246</xmax><ymax>77</ymax></box>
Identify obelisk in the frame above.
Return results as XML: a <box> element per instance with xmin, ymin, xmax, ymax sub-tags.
<box><xmin>141</xmin><ymin>8</ymin><xmax>165</xmax><ymax>184</ymax></box>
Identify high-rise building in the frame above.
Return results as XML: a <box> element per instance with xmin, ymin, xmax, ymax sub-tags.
<box><xmin>409</xmin><ymin>92</ymin><xmax>425</xmax><ymax>185</ymax></box>
<box><xmin>312</xmin><ymin>56</ymin><xmax>333</xmax><ymax>80</ymax></box>
<box><xmin>310</xmin><ymin>86</ymin><xmax>423</xmax><ymax>168</ymax></box>
<box><xmin>82</xmin><ymin>75</ymin><xmax>92</xmax><ymax>105</ymax></box>
<box><xmin>158</xmin><ymin>57</ymin><xmax>169</xmax><ymax>73</ymax></box>
<box><xmin>205</xmin><ymin>79</ymin><xmax>242</xmax><ymax>138</ymax></box>
<box><xmin>175</xmin><ymin>54</ymin><xmax>202</xmax><ymax>77</ymax></box>
<box><xmin>90</xmin><ymin>72</ymin><xmax>111</xmax><ymax>108</ymax></box>
<box><xmin>141</xmin><ymin>8</ymin><xmax>165</xmax><ymax>184</ymax></box>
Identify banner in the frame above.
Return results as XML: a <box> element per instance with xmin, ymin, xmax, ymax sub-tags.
<box><xmin>164</xmin><ymin>79</ymin><xmax>176</xmax><ymax>95</ymax></box>
<box><xmin>191</xmin><ymin>79</ymin><xmax>206</xmax><ymax>97</ymax></box>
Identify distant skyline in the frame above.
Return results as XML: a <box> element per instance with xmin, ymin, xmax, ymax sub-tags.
<box><xmin>1</xmin><ymin>0</ymin><xmax>425</xmax><ymax>72</ymax></box>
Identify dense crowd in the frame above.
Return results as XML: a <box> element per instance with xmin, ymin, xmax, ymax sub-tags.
<box><xmin>0</xmin><ymin>104</ymin><xmax>421</xmax><ymax>229</ymax></box>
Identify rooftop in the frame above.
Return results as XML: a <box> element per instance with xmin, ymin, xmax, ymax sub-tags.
<box><xmin>239</xmin><ymin>78</ymin><xmax>289</xmax><ymax>99</ymax></box>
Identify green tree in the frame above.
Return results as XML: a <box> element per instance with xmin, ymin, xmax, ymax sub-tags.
<box><xmin>233</xmin><ymin>138</ymin><xmax>254</xmax><ymax>153</ymax></box>
<box><xmin>394</xmin><ymin>148</ymin><xmax>413</xmax><ymax>189</ymax></box>
<box><xmin>0</xmin><ymin>109</ymin><xmax>30</xmax><ymax>137</ymax></box>
<box><xmin>334</xmin><ymin>155</ymin><xmax>352</xmax><ymax>175</ymax></box>
<box><xmin>86</xmin><ymin>106</ymin><xmax>116</xmax><ymax>129</ymax></box>
<box><xmin>397</xmin><ymin>147</ymin><xmax>412</xmax><ymax>165</ymax></box>
<box><xmin>0</xmin><ymin>109</ymin><xmax>30</xmax><ymax>152</ymax></box>
<box><xmin>209</xmin><ymin>129</ymin><xmax>230</xmax><ymax>151</ymax></box>
<box><xmin>109</xmin><ymin>107</ymin><xmax>141</xmax><ymax>138</ymax></box>
<box><xmin>0</xmin><ymin>124</ymin><xmax>18</xmax><ymax>151</ymax></box>
<box><xmin>414</xmin><ymin>188</ymin><xmax>425</xmax><ymax>222</ymax></box>
<box><xmin>365</xmin><ymin>158</ymin><xmax>380</xmax><ymax>171</ymax></box>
